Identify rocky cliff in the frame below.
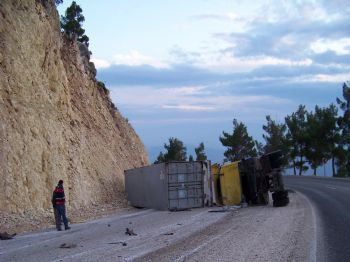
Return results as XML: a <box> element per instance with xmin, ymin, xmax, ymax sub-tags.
<box><xmin>0</xmin><ymin>0</ymin><xmax>148</xmax><ymax>215</ymax></box>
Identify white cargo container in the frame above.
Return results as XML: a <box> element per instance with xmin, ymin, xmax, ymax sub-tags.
<box><xmin>124</xmin><ymin>161</ymin><xmax>212</xmax><ymax>211</ymax></box>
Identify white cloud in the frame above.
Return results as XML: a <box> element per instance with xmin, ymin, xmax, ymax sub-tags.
<box><xmin>90</xmin><ymin>50</ymin><xmax>170</xmax><ymax>70</ymax></box>
<box><xmin>194</xmin><ymin>52</ymin><xmax>313</xmax><ymax>73</ymax></box>
<box><xmin>192</xmin><ymin>12</ymin><xmax>240</xmax><ymax>21</ymax></box>
<box><xmin>132</xmin><ymin>117</ymin><xmax>233</xmax><ymax>125</ymax></box>
<box><xmin>295</xmin><ymin>72</ymin><xmax>350</xmax><ymax>83</ymax></box>
<box><xmin>310</xmin><ymin>38</ymin><xmax>350</xmax><ymax>55</ymax></box>
<box><xmin>91</xmin><ymin>58</ymin><xmax>111</xmax><ymax>69</ymax></box>
<box><xmin>112</xmin><ymin>50</ymin><xmax>170</xmax><ymax>69</ymax></box>
<box><xmin>166</xmin><ymin>86</ymin><xmax>209</xmax><ymax>95</ymax></box>
<box><xmin>162</xmin><ymin>104</ymin><xmax>215</xmax><ymax>111</ymax></box>
<box><xmin>110</xmin><ymin>85</ymin><xmax>291</xmax><ymax>113</ymax></box>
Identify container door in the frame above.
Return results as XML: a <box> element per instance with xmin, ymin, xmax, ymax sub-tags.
<box><xmin>167</xmin><ymin>162</ymin><xmax>204</xmax><ymax>210</ymax></box>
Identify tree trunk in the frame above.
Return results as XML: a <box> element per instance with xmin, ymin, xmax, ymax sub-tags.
<box><xmin>332</xmin><ymin>156</ymin><xmax>336</xmax><ymax>177</ymax></box>
<box><xmin>298</xmin><ymin>156</ymin><xmax>303</xmax><ymax>176</ymax></box>
<box><xmin>293</xmin><ymin>160</ymin><xmax>296</xmax><ymax>175</ymax></box>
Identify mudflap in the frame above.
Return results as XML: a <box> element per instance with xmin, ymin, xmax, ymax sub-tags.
<box><xmin>272</xmin><ymin>190</ymin><xmax>289</xmax><ymax>207</ymax></box>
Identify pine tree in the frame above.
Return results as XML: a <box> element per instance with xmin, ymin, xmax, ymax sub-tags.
<box><xmin>336</xmin><ymin>82</ymin><xmax>350</xmax><ymax>176</ymax></box>
<box><xmin>262</xmin><ymin>115</ymin><xmax>288</xmax><ymax>167</ymax></box>
<box><xmin>195</xmin><ymin>142</ymin><xmax>207</xmax><ymax>161</ymax></box>
<box><xmin>219</xmin><ymin>119</ymin><xmax>257</xmax><ymax>162</ymax></box>
<box><xmin>154</xmin><ymin>137</ymin><xmax>187</xmax><ymax>163</ymax></box>
<box><xmin>60</xmin><ymin>1</ymin><xmax>89</xmax><ymax>46</ymax></box>
<box><xmin>304</xmin><ymin>106</ymin><xmax>328</xmax><ymax>175</ymax></box>
<box><xmin>285</xmin><ymin>105</ymin><xmax>308</xmax><ymax>175</ymax></box>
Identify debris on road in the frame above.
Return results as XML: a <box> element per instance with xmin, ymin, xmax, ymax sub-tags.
<box><xmin>0</xmin><ymin>232</ymin><xmax>16</xmax><ymax>240</ymax></box>
<box><xmin>169</xmin><ymin>208</ymin><xmax>192</xmax><ymax>212</ymax></box>
<box><xmin>108</xmin><ymin>242</ymin><xmax>127</xmax><ymax>246</ymax></box>
<box><xmin>125</xmin><ymin>228</ymin><xmax>137</xmax><ymax>236</ymax></box>
<box><xmin>59</xmin><ymin>243</ymin><xmax>77</xmax><ymax>249</ymax></box>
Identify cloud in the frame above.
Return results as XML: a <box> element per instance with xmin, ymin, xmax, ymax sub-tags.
<box><xmin>294</xmin><ymin>73</ymin><xmax>350</xmax><ymax>83</ymax></box>
<box><xmin>310</xmin><ymin>38</ymin><xmax>350</xmax><ymax>55</ymax></box>
<box><xmin>311</xmin><ymin>51</ymin><xmax>350</xmax><ymax>65</ymax></box>
<box><xmin>91</xmin><ymin>50</ymin><xmax>170</xmax><ymax>70</ymax></box>
<box><xmin>112</xmin><ymin>50</ymin><xmax>170</xmax><ymax>69</ymax></box>
<box><xmin>109</xmin><ymin>84</ymin><xmax>291</xmax><ymax>113</ymax></box>
<box><xmin>193</xmin><ymin>52</ymin><xmax>313</xmax><ymax>73</ymax></box>
<box><xmin>161</xmin><ymin>104</ymin><xmax>215</xmax><ymax>111</ymax></box>
<box><xmin>97</xmin><ymin>59</ymin><xmax>350</xmax><ymax>92</ymax></box>
<box><xmin>133</xmin><ymin>117</ymin><xmax>231</xmax><ymax>125</ymax></box>
<box><xmin>191</xmin><ymin>13</ymin><xmax>240</xmax><ymax>22</ymax></box>
<box><xmin>91</xmin><ymin>58</ymin><xmax>111</xmax><ymax>69</ymax></box>
<box><xmin>215</xmin><ymin>13</ymin><xmax>350</xmax><ymax>59</ymax></box>
<box><xmin>97</xmin><ymin>64</ymin><xmax>222</xmax><ymax>86</ymax></box>
<box><xmin>93</xmin><ymin>0</ymin><xmax>349</xmax><ymax>124</ymax></box>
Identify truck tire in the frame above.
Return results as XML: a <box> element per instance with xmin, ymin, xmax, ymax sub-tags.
<box><xmin>272</xmin><ymin>190</ymin><xmax>289</xmax><ymax>207</ymax></box>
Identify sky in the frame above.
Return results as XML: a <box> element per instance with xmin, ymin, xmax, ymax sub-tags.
<box><xmin>58</xmin><ymin>0</ymin><xmax>350</xmax><ymax>163</ymax></box>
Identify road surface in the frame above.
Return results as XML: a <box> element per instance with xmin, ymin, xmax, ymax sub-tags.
<box><xmin>0</xmin><ymin>192</ymin><xmax>313</xmax><ymax>262</ymax></box>
<box><xmin>284</xmin><ymin>175</ymin><xmax>350</xmax><ymax>262</ymax></box>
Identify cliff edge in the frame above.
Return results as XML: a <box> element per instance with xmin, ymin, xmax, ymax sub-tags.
<box><xmin>0</xmin><ymin>0</ymin><xmax>148</xmax><ymax>217</ymax></box>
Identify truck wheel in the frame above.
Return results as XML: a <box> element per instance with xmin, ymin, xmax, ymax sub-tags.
<box><xmin>272</xmin><ymin>190</ymin><xmax>289</xmax><ymax>207</ymax></box>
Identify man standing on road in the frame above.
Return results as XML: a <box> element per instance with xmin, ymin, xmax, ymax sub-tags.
<box><xmin>51</xmin><ymin>185</ymin><xmax>59</xmax><ymax>228</ymax></box>
<box><xmin>52</xmin><ymin>180</ymin><xmax>71</xmax><ymax>231</ymax></box>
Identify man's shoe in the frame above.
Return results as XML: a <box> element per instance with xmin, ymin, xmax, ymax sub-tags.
<box><xmin>57</xmin><ymin>228</ymin><xmax>62</xmax><ymax>231</ymax></box>
<box><xmin>65</xmin><ymin>226</ymin><xmax>71</xmax><ymax>230</ymax></box>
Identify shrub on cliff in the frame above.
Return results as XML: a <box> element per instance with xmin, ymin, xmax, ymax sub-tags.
<box><xmin>60</xmin><ymin>1</ymin><xmax>89</xmax><ymax>46</ymax></box>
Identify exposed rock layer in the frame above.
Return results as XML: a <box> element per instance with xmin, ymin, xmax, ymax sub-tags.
<box><xmin>0</xmin><ymin>0</ymin><xmax>148</xmax><ymax>214</ymax></box>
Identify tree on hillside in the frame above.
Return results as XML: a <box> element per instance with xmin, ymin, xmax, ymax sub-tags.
<box><xmin>262</xmin><ymin>115</ymin><xmax>289</xmax><ymax>167</ymax></box>
<box><xmin>310</xmin><ymin>104</ymin><xmax>339</xmax><ymax>176</ymax></box>
<box><xmin>60</xmin><ymin>1</ymin><xmax>89</xmax><ymax>46</ymax></box>
<box><xmin>285</xmin><ymin>105</ymin><xmax>309</xmax><ymax>175</ymax></box>
<box><xmin>304</xmin><ymin>106</ymin><xmax>333</xmax><ymax>175</ymax></box>
<box><xmin>195</xmin><ymin>142</ymin><xmax>207</xmax><ymax>161</ymax></box>
<box><xmin>55</xmin><ymin>0</ymin><xmax>63</xmax><ymax>5</ymax></box>
<box><xmin>154</xmin><ymin>137</ymin><xmax>187</xmax><ymax>164</ymax></box>
<box><xmin>336</xmin><ymin>82</ymin><xmax>350</xmax><ymax>176</ymax></box>
<box><xmin>219</xmin><ymin>119</ymin><xmax>257</xmax><ymax>162</ymax></box>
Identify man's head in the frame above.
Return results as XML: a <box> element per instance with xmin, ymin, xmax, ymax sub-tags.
<box><xmin>58</xmin><ymin>180</ymin><xmax>63</xmax><ymax>185</ymax></box>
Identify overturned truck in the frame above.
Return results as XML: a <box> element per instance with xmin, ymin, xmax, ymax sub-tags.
<box><xmin>124</xmin><ymin>151</ymin><xmax>289</xmax><ymax>210</ymax></box>
<box><xmin>239</xmin><ymin>150</ymin><xmax>289</xmax><ymax>207</ymax></box>
<box><xmin>213</xmin><ymin>150</ymin><xmax>289</xmax><ymax>207</ymax></box>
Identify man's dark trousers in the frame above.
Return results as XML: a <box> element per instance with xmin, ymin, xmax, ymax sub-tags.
<box><xmin>56</xmin><ymin>205</ymin><xmax>69</xmax><ymax>230</ymax></box>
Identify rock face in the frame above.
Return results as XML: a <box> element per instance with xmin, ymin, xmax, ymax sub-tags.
<box><xmin>0</xmin><ymin>0</ymin><xmax>148</xmax><ymax>214</ymax></box>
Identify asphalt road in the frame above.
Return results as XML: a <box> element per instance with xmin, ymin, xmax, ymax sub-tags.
<box><xmin>0</xmin><ymin>193</ymin><xmax>313</xmax><ymax>262</ymax></box>
<box><xmin>284</xmin><ymin>175</ymin><xmax>350</xmax><ymax>262</ymax></box>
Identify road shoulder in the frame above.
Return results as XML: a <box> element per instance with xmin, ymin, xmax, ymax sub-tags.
<box><xmin>137</xmin><ymin>191</ymin><xmax>315</xmax><ymax>261</ymax></box>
